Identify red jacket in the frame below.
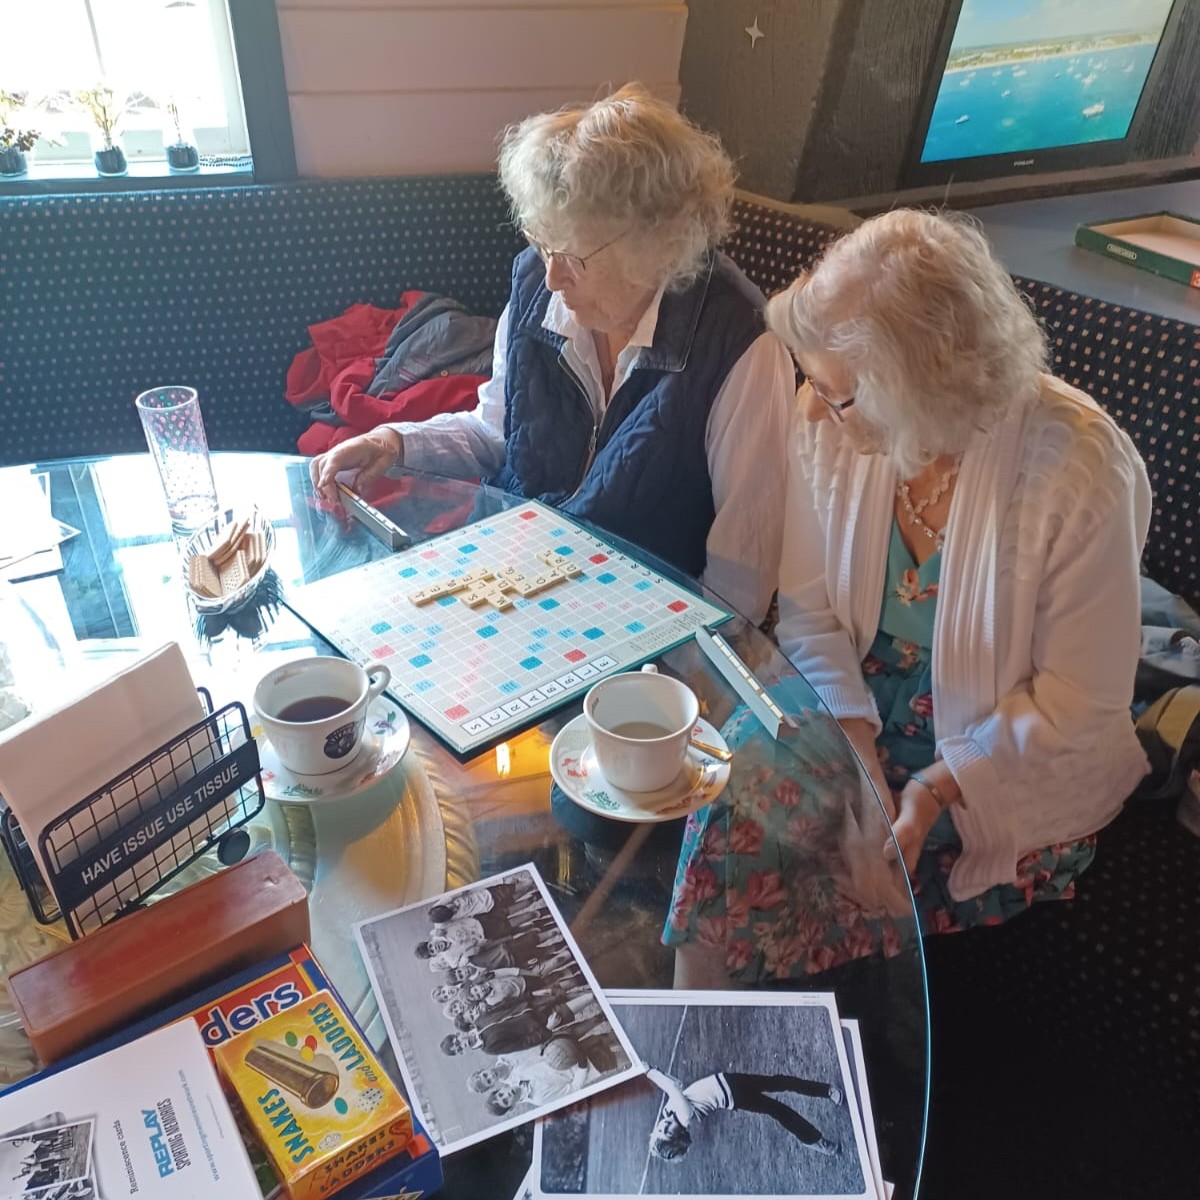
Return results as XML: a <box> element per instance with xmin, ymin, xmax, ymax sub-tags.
<box><xmin>286</xmin><ymin>293</ymin><xmax>485</xmax><ymax>457</ymax></box>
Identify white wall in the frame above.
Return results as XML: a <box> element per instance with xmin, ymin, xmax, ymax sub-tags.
<box><xmin>276</xmin><ymin>0</ymin><xmax>686</xmax><ymax>178</ymax></box>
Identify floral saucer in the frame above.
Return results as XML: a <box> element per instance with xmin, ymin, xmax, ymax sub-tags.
<box><xmin>549</xmin><ymin>713</ymin><xmax>731</xmax><ymax>824</ymax></box>
<box><xmin>254</xmin><ymin>696</ymin><xmax>411</xmax><ymax>805</ymax></box>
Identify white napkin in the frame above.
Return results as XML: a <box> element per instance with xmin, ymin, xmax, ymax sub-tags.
<box><xmin>0</xmin><ymin>469</ymin><xmax>78</xmax><ymax>579</ymax></box>
<box><xmin>0</xmin><ymin>641</ymin><xmax>205</xmax><ymax>893</ymax></box>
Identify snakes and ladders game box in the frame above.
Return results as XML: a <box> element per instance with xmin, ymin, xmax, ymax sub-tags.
<box><xmin>213</xmin><ymin>989</ymin><xmax>414</xmax><ymax>1200</ymax></box>
<box><xmin>24</xmin><ymin>946</ymin><xmax>443</xmax><ymax>1200</ymax></box>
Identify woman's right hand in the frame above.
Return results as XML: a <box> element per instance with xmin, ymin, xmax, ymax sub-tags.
<box><xmin>309</xmin><ymin>427</ymin><xmax>403</xmax><ymax>505</ymax></box>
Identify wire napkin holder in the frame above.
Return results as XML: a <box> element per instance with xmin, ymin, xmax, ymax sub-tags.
<box><xmin>0</xmin><ymin>689</ymin><xmax>265</xmax><ymax>937</ymax></box>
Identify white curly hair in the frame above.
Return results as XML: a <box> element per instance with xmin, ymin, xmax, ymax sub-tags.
<box><xmin>765</xmin><ymin>208</ymin><xmax>1047</xmax><ymax>476</ymax></box>
<box><xmin>497</xmin><ymin>83</ymin><xmax>735</xmax><ymax>292</ymax></box>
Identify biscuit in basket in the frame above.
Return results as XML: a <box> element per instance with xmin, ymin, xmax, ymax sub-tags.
<box><xmin>218</xmin><ymin>548</ymin><xmax>251</xmax><ymax>595</ymax></box>
<box><xmin>188</xmin><ymin>553</ymin><xmax>221</xmax><ymax>598</ymax></box>
<box><xmin>210</xmin><ymin>517</ymin><xmax>249</xmax><ymax>567</ymax></box>
<box><xmin>245</xmin><ymin>531</ymin><xmax>267</xmax><ymax>576</ymax></box>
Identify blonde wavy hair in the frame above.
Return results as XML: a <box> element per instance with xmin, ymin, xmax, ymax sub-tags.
<box><xmin>498</xmin><ymin>83</ymin><xmax>735</xmax><ymax>291</ymax></box>
<box><xmin>765</xmin><ymin>209</ymin><xmax>1047</xmax><ymax>476</ymax></box>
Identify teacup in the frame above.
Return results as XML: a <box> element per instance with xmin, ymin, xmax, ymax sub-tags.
<box><xmin>253</xmin><ymin>656</ymin><xmax>390</xmax><ymax>777</ymax></box>
<box><xmin>583</xmin><ymin>665</ymin><xmax>699</xmax><ymax>792</ymax></box>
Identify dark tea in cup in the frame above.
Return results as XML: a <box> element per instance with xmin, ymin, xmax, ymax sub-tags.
<box><xmin>275</xmin><ymin>695</ymin><xmax>350</xmax><ymax>723</ymax></box>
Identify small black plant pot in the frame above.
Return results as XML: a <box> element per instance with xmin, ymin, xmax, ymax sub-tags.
<box><xmin>0</xmin><ymin>146</ymin><xmax>28</xmax><ymax>177</ymax></box>
<box><xmin>167</xmin><ymin>142</ymin><xmax>200</xmax><ymax>172</ymax></box>
<box><xmin>94</xmin><ymin>145</ymin><xmax>128</xmax><ymax>177</ymax></box>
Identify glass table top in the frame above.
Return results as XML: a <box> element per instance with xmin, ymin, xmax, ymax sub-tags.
<box><xmin>0</xmin><ymin>452</ymin><xmax>928</xmax><ymax>1199</ymax></box>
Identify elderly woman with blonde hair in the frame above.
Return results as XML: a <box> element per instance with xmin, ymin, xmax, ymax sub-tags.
<box><xmin>310</xmin><ymin>84</ymin><xmax>793</xmax><ymax>621</ymax></box>
<box><xmin>667</xmin><ymin>209</ymin><xmax>1150</xmax><ymax>981</ymax></box>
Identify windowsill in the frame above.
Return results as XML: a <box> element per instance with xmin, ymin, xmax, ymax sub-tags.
<box><xmin>0</xmin><ymin>159</ymin><xmax>255</xmax><ymax>198</ymax></box>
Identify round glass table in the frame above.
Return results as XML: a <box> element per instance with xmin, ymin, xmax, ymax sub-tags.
<box><xmin>0</xmin><ymin>453</ymin><xmax>928</xmax><ymax>1199</ymax></box>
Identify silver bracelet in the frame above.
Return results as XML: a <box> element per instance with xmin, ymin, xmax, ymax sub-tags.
<box><xmin>910</xmin><ymin>771</ymin><xmax>953</xmax><ymax>809</ymax></box>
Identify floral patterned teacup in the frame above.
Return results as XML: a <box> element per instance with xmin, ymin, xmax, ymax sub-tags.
<box><xmin>253</xmin><ymin>656</ymin><xmax>390</xmax><ymax>777</ymax></box>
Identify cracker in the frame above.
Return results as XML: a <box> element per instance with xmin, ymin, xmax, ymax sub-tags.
<box><xmin>211</xmin><ymin>517</ymin><xmax>249</xmax><ymax>566</ymax></box>
<box><xmin>218</xmin><ymin>548</ymin><xmax>250</xmax><ymax>595</ymax></box>
<box><xmin>207</xmin><ymin>522</ymin><xmax>239</xmax><ymax>564</ymax></box>
<box><xmin>245</xmin><ymin>531</ymin><xmax>266</xmax><ymax>575</ymax></box>
<box><xmin>188</xmin><ymin>553</ymin><xmax>221</xmax><ymax>598</ymax></box>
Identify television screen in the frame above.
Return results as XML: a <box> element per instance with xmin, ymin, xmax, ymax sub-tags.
<box><xmin>910</xmin><ymin>0</ymin><xmax>1180</xmax><ymax>181</ymax></box>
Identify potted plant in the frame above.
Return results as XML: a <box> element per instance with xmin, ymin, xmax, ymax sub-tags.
<box><xmin>76</xmin><ymin>84</ymin><xmax>127</xmax><ymax>176</ymax></box>
<box><xmin>164</xmin><ymin>100</ymin><xmax>199</xmax><ymax>172</ymax></box>
<box><xmin>0</xmin><ymin>90</ymin><xmax>44</xmax><ymax>178</ymax></box>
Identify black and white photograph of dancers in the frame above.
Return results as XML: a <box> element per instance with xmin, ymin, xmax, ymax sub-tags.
<box><xmin>354</xmin><ymin>865</ymin><xmax>641</xmax><ymax>1154</ymax></box>
<box><xmin>532</xmin><ymin>991</ymin><xmax>875</xmax><ymax>1200</ymax></box>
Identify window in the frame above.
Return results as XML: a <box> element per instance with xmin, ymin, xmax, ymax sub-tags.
<box><xmin>2</xmin><ymin>0</ymin><xmax>250</xmax><ymax>174</ymax></box>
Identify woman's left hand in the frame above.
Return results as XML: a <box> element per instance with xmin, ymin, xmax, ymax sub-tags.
<box><xmin>885</xmin><ymin>779</ymin><xmax>943</xmax><ymax>876</ymax></box>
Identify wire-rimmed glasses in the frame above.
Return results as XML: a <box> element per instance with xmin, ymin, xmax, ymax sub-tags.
<box><xmin>807</xmin><ymin>378</ymin><xmax>857</xmax><ymax>423</ymax></box>
<box><xmin>522</xmin><ymin>229</ymin><xmax>627</xmax><ymax>277</ymax></box>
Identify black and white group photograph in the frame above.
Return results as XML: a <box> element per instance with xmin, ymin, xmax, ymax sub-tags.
<box><xmin>531</xmin><ymin>991</ymin><xmax>875</xmax><ymax>1200</ymax></box>
<box><xmin>0</xmin><ymin>1119</ymin><xmax>94</xmax><ymax>1199</ymax></box>
<box><xmin>355</xmin><ymin>865</ymin><xmax>641</xmax><ymax>1153</ymax></box>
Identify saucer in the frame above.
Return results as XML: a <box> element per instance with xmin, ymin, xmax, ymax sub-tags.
<box><xmin>549</xmin><ymin>713</ymin><xmax>731</xmax><ymax>824</ymax></box>
<box><xmin>254</xmin><ymin>695</ymin><xmax>411</xmax><ymax>805</ymax></box>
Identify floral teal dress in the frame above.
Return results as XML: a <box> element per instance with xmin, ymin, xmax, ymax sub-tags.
<box><xmin>664</xmin><ymin>521</ymin><xmax>1098</xmax><ymax>980</ymax></box>
<box><xmin>866</xmin><ymin>521</ymin><xmax>1096</xmax><ymax>935</ymax></box>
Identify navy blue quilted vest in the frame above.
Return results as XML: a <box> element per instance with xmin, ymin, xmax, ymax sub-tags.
<box><xmin>488</xmin><ymin>248</ymin><xmax>765</xmax><ymax>578</ymax></box>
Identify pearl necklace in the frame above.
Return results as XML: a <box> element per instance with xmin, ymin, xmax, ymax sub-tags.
<box><xmin>896</xmin><ymin>462</ymin><xmax>959</xmax><ymax>545</ymax></box>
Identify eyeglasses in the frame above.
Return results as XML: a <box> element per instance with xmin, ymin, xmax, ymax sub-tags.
<box><xmin>522</xmin><ymin>229</ymin><xmax>626</xmax><ymax>277</ymax></box>
<box><xmin>806</xmin><ymin>377</ymin><xmax>857</xmax><ymax>423</ymax></box>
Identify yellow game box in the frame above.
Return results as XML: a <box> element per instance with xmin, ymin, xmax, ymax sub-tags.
<box><xmin>213</xmin><ymin>989</ymin><xmax>413</xmax><ymax>1200</ymax></box>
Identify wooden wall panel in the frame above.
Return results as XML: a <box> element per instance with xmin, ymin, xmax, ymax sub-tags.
<box><xmin>277</xmin><ymin>1</ymin><xmax>687</xmax><ymax>177</ymax></box>
<box><xmin>279</xmin><ymin>0</ymin><xmax>668</xmax><ymax>8</ymax></box>
<box><xmin>290</xmin><ymin>83</ymin><xmax>681</xmax><ymax>176</ymax></box>
<box><xmin>278</xmin><ymin>7</ymin><xmax>686</xmax><ymax>95</ymax></box>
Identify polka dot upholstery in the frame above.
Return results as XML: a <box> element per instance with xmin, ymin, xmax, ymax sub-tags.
<box><xmin>3</xmin><ymin>189</ymin><xmax>1196</xmax><ymax>612</ymax></box>
<box><xmin>724</xmin><ymin>197</ymin><xmax>848</xmax><ymax>297</ymax></box>
<box><xmin>1014</xmin><ymin>279</ymin><xmax>1200</xmax><ymax>610</ymax></box>
<box><xmin>0</xmin><ymin>177</ymin><xmax>522</xmax><ymax>467</ymax></box>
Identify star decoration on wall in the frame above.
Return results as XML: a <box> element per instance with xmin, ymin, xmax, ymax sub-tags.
<box><xmin>745</xmin><ymin>17</ymin><xmax>765</xmax><ymax>48</ymax></box>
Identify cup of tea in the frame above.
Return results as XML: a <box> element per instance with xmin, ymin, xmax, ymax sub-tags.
<box><xmin>583</xmin><ymin>665</ymin><xmax>699</xmax><ymax>792</ymax></box>
<box><xmin>253</xmin><ymin>656</ymin><xmax>391</xmax><ymax>776</ymax></box>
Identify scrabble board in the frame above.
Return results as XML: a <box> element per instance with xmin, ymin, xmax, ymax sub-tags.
<box><xmin>285</xmin><ymin>500</ymin><xmax>731</xmax><ymax>754</ymax></box>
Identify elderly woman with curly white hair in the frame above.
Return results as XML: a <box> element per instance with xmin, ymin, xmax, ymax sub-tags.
<box><xmin>667</xmin><ymin>209</ymin><xmax>1151</xmax><ymax>979</ymax></box>
<box><xmin>310</xmin><ymin>84</ymin><xmax>793</xmax><ymax>621</ymax></box>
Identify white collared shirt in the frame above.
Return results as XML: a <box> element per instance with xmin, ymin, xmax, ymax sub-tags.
<box><xmin>389</xmin><ymin>291</ymin><xmax>793</xmax><ymax>622</ymax></box>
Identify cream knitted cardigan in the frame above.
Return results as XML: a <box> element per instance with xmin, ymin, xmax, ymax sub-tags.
<box><xmin>777</xmin><ymin>375</ymin><xmax>1152</xmax><ymax>901</ymax></box>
